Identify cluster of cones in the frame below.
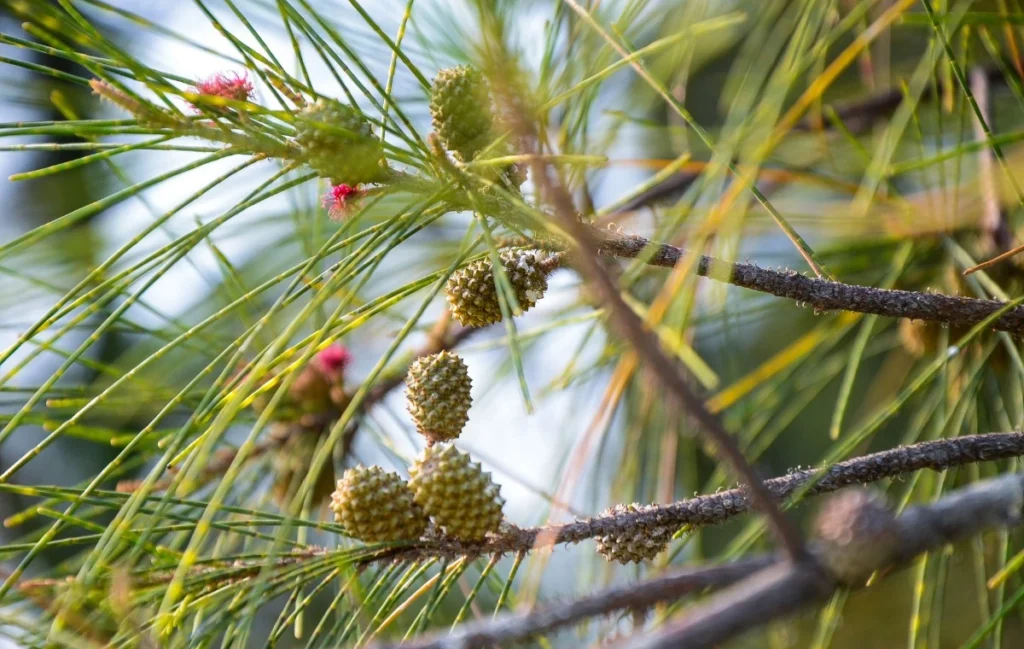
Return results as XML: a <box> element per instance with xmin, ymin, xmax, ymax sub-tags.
<box><xmin>330</xmin><ymin>351</ymin><xmax>504</xmax><ymax>543</ymax></box>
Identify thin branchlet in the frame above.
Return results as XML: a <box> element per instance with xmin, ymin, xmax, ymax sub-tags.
<box><xmin>382</xmin><ymin>470</ymin><xmax>1024</xmax><ymax>649</ymax></box>
<box><xmin>588</xmin><ymin>227</ymin><xmax>1024</xmax><ymax>335</ymax></box>
<box><xmin>364</xmin><ymin>431</ymin><xmax>1024</xmax><ymax>562</ymax></box>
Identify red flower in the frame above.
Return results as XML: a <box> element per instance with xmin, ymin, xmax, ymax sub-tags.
<box><xmin>321</xmin><ymin>183</ymin><xmax>362</xmax><ymax>220</ymax></box>
<box><xmin>315</xmin><ymin>343</ymin><xmax>352</xmax><ymax>378</ymax></box>
<box><xmin>192</xmin><ymin>72</ymin><xmax>254</xmax><ymax>106</ymax></box>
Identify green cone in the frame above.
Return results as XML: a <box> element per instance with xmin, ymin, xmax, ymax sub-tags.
<box><xmin>408</xmin><ymin>444</ymin><xmax>504</xmax><ymax>541</ymax></box>
<box><xmin>294</xmin><ymin>99</ymin><xmax>387</xmax><ymax>185</ymax></box>
<box><xmin>330</xmin><ymin>465</ymin><xmax>428</xmax><ymax>543</ymax></box>
<box><xmin>406</xmin><ymin>351</ymin><xmax>472</xmax><ymax>444</ymax></box>
<box><xmin>445</xmin><ymin>248</ymin><xmax>550</xmax><ymax>327</ymax></box>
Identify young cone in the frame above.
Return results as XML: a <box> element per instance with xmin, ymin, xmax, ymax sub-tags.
<box><xmin>406</xmin><ymin>351</ymin><xmax>472</xmax><ymax>444</ymax></box>
<box><xmin>330</xmin><ymin>465</ymin><xmax>428</xmax><ymax>543</ymax></box>
<box><xmin>294</xmin><ymin>99</ymin><xmax>387</xmax><ymax>185</ymax></box>
<box><xmin>445</xmin><ymin>248</ymin><xmax>550</xmax><ymax>327</ymax></box>
<box><xmin>429</xmin><ymin>65</ymin><xmax>495</xmax><ymax>162</ymax></box>
<box><xmin>408</xmin><ymin>444</ymin><xmax>504</xmax><ymax>541</ymax></box>
<box><xmin>595</xmin><ymin>503</ymin><xmax>673</xmax><ymax>564</ymax></box>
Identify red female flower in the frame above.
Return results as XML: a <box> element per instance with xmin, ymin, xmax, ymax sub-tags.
<box><xmin>321</xmin><ymin>183</ymin><xmax>362</xmax><ymax>220</ymax></box>
<box><xmin>191</xmin><ymin>72</ymin><xmax>254</xmax><ymax>109</ymax></box>
<box><xmin>315</xmin><ymin>343</ymin><xmax>352</xmax><ymax>378</ymax></box>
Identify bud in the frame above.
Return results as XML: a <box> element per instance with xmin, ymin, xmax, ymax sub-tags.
<box><xmin>249</xmin><ymin>343</ymin><xmax>351</xmax><ymax>422</ymax></box>
<box><xmin>321</xmin><ymin>183</ymin><xmax>363</xmax><ymax>221</ymax></box>
<box><xmin>192</xmin><ymin>71</ymin><xmax>255</xmax><ymax>107</ymax></box>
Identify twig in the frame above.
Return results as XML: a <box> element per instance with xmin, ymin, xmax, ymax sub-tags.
<box><xmin>624</xmin><ymin>472</ymin><xmax>1024</xmax><ymax>649</ymax></box>
<box><xmin>370</xmin><ymin>431</ymin><xmax>1024</xmax><ymax>560</ymax></box>
<box><xmin>589</xmin><ymin>227</ymin><xmax>1024</xmax><ymax>335</ymax></box>
<box><xmin>388</xmin><ymin>470</ymin><xmax>1024</xmax><ymax>649</ymax></box>
<box><xmin>375</xmin><ymin>556</ymin><xmax>776</xmax><ymax>649</ymax></box>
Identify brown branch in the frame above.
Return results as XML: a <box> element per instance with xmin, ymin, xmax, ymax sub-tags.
<box><xmin>590</xmin><ymin>227</ymin><xmax>1024</xmax><ymax>335</ymax></box>
<box><xmin>625</xmin><ymin>472</ymin><xmax>1024</xmax><ymax>649</ymax></box>
<box><xmin>369</xmin><ymin>431</ymin><xmax>1024</xmax><ymax>563</ymax></box>
<box><xmin>376</xmin><ymin>556</ymin><xmax>777</xmax><ymax>649</ymax></box>
<box><xmin>386</xmin><ymin>470</ymin><xmax>1024</xmax><ymax>649</ymax></box>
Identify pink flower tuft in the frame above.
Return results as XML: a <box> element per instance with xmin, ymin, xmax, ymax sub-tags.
<box><xmin>192</xmin><ymin>72</ymin><xmax>254</xmax><ymax>107</ymax></box>
<box><xmin>316</xmin><ymin>343</ymin><xmax>352</xmax><ymax>377</ymax></box>
<box><xmin>321</xmin><ymin>183</ymin><xmax>362</xmax><ymax>221</ymax></box>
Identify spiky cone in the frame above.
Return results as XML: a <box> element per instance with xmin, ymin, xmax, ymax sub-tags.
<box><xmin>595</xmin><ymin>503</ymin><xmax>674</xmax><ymax>564</ymax></box>
<box><xmin>408</xmin><ymin>444</ymin><xmax>504</xmax><ymax>541</ymax></box>
<box><xmin>405</xmin><ymin>351</ymin><xmax>472</xmax><ymax>444</ymax></box>
<box><xmin>271</xmin><ymin>424</ymin><xmax>337</xmax><ymax>511</ymax></box>
<box><xmin>330</xmin><ymin>465</ymin><xmax>428</xmax><ymax>543</ymax></box>
<box><xmin>813</xmin><ymin>488</ymin><xmax>900</xmax><ymax>584</ymax></box>
<box><xmin>446</xmin><ymin>248</ymin><xmax>550</xmax><ymax>327</ymax></box>
<box><xmin>294</xmin><ymin>99</ymin><xmax>388</xmax><ymax>185</ymax></box>
<box><xmin>429</xmin><ymin>65</ymin><xmax>495</xmax><ymax>162</ymax></box>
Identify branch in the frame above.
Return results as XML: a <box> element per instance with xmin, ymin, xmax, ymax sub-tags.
<box><xmin>385</xmin><ymin>470</ymin><xmax>1024</xmax><ymax>649</ymax></box>
<box><xmin>376</xmin><ymin>556</ymin><xmax>776</xmax><ymax>649</ymax></box>
<box><xmin>369</xmin><ymin>431</ymin><xmax>1024</xmax><ymax>560</ymax></box>
<box><xmin>625</xmin><ymin>472</ymin><xmax>1024</xmax><ymax>649</ymax></box>
<box><xmin>590</xmin><ymin>227</ymin><xmax>1024</xmax><ymax>335</ymax></box>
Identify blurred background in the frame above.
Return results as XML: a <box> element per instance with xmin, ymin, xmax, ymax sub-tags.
<box><xmin>2</xmin><ymin>0</ymin><xmax>1024</xmax><ymax>647</ymax></box>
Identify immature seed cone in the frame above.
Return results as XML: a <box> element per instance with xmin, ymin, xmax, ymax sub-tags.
<box><xmin>406</xmin><ymin>351</ymin><xmax>472</xmax><ymax>443</ymax></box>
<box><xmin>330</xmin><ymin>465</ymin><xmax>428</xmax><ymax>543</ymax></box>
<box><xmin>814</xmin><ymin>488</ymin><xmax>900</xmax><ymax>584</ymax></box>
<box><xmin>445</xmin><ymin>249</ymin><xmax>550</xmax><ymax>327</ymax></box>
<box><xmin>294</xmin><ymin>99</ymin><xmax>387</xmax><ymax>185</ymax></box>
<box><xmin>408</xmin><ymin>444</ymin><xmax>504</xmax><ymax>541</ymax></box>
<box><xmin>429</xmin><ymin>65</ymin><xmax>495</xmax><ymax>162</ymax></box>
<box><xmin>595</xmin><ymin>503</ymin><xmax>673</xmax><ymax>564</ymax></box>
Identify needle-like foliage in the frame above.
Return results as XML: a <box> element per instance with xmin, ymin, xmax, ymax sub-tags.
<box><xmin>2</xmin><ymin>1</ymin><xmax>1024</xmax><ymax>648</ymax></box>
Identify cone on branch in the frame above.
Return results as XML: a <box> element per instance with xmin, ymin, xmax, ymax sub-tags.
<box><xmin>406</xmin><ymin>351</ymin><xmax>473</xmax><ymax>444</ymax></box>
<box><xmin>294</xmin><ymin>99</ymin><xmax>388</xmax><ymax>185</ymax></box>
<box><xmin>329</xmin><ymin>465</ymin><xmax>428</xmax><ymax>543</ymax></box>
<box><xmin>261</xmin><ymin>344</ymin><xmax>352</xmax><ymax>511</ymax></box>
<box><xmin>430</xmin><ymin>65</ymin><xmax>495</xmax><ymax>163</ymax></box>
<box><xmin>595</xmin><ymin>503</ymin><xmax>673</xmax><ymax>564</ymax></box>
<box><xmin>429</xmin><ymin>65</ymin><xmax>525</xmax><ymax>189</ymax></box>
<box><xmin>445</xmin><ymin>248</ymin><xmax>551</xmax><ymax>327</ymax></box>
<box><xmin>408</xmin><ymin>444</ymin><xmax>504</xmax><ymax>541</ymax></box>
